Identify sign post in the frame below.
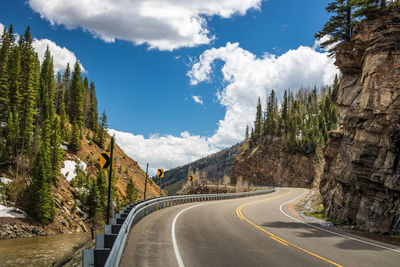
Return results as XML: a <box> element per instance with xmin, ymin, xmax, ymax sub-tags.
<box><xmin>189</xmin><ymin>175</ymin><xmax>193</xmax><ymax>193</ymax></box>
<box><xmin>157</xmin><ymin>169</ymin><xmax>164</xmax><ymax>197</ymax></box>
<box><xmin>100</xmin><ymin>137</ymin><xmax>114</xmax><ymax>225</ymax></box>
<box><xmin>144</xmin><ymin>163</ymin><xmax>149</xmax><ymax>200</ymax></box>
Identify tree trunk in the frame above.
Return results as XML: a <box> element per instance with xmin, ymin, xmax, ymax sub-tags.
<box><xmin>346</xmin><ymin>1</ymin><xmax>352</xmax><ymax>41</ymax></box>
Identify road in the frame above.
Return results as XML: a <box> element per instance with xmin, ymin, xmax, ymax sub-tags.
<box><xmin>119</xmin><ymin>188</ymin><xmax>400</xmax><ymax>267</ymax></box>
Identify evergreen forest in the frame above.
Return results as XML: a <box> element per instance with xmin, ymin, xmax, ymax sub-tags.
<box><xmin>0</xmin><ymin>25</ymin><xmax>137</xmax><ymax>225</ymax></box>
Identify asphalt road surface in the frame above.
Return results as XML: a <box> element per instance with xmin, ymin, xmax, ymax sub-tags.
<box><xmin>120</xmin><ymin>188</ymin><xmax>400</xmax><ymax>267</ymax></box>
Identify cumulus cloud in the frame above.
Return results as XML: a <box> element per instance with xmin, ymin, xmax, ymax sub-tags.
<box><xmin>192</xmin><ymin>95</ymin><xmax>203</xmax><ymax>105</ymax></box>
<box><xmin>109</xmin><ymin>41</ymin><xmax>338</xmax><ymax>171</ymax></box>
<box><xmin>28</xmin><ymin>0</ymin><xmax>262</xmax><ymax>51</ymax></box>
<box><xmin>108</xmin><ymin>129</ymin><xmax>219</xmax><ymax>175</ymax></box>
<box><xmin>32</xmin><ymin>38</ymin><xmax>84</xmax><ymax>73</ymax></box>
<box><xmin>188</xmin><ymin>42</ymin><xmax>338</xmax><ymax>147</ymax></box>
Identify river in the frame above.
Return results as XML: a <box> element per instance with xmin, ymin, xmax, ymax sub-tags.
<box><xmin>0</xmin><ymin>232</ymin><xmax>91</xmax><ymax>266</ymax></box>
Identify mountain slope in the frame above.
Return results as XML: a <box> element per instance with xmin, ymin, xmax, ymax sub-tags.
<box><xmin>0</xmin><ymin>129</ymin><xmax>162</xmax><ymax>239</ymax></box>
<box><xmin>162</xmin><ymin>144</ymin><xmax>240</xmax><ymax>195</ymax></box>
<box><xmin>232</xmin><ymin>137</ymin><xmax>324</xmax><ymax>188</ymax></box>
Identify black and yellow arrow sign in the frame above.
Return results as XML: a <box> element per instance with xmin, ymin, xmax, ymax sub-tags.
<box><xmin>188</xmin><ymin>175</ymin><xmax>193</xmax><ymax>182</ymax></box>
<box><xmin>157</xmin><ymin>169</ymin><xmax>164</xmax><ymax>178</ymax></box>
<box><xmin>100</xmin><ymin>152</ymin><xmax>111</xmax><ymax>169</ymax></box>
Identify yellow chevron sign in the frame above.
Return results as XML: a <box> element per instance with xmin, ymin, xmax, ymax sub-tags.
<box><xmin>157</xmin><ymin>169</ymin><xmax>164</xmax><ymax>178</ymax></box>
<box><xmin>188</xmin><ymin>175</ymin><xmax>193</xmax><ymax>182</ymax></box>
<box><xmin>100</xmin><ymin>152</ymin><xmax>111</xmax><ymax>169</ymax></box>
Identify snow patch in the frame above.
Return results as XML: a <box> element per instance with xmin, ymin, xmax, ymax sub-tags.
<box><xmin>0</xmin><ymin>177</ymin><xmax>12</xmax><ymax>184</ymax></box>
<box><xmin>60</xmin><ymin>144</ymin><xmax>68</xmax><ymax>150</ymax></box>
<box><xmin>0</xmin><ymin>205</ymin><xmax>26</xmax><ymax>218</ymax></box>
<box><xmin>76</xmin><ymin>206</ymin><xmax>88</xmax><ymax>220</ymax></box>
<box><xmin>60</xmin><ymin>159</ymin><xmax>87</xmax><ymax>182</ymax></box>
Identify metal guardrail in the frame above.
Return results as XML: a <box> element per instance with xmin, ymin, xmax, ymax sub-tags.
<box><xmin>83</xmin><ymin>187</ymin><xmax>275</xmax><ymax>267</ymax></box>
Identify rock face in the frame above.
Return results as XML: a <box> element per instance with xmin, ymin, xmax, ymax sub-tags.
<box><xmin>232</xmin><ymin>136</ymin><xmax>324</xmax><ymax>188</ymax></box>
<box><xmin>320</xmin><ymin>13</ymin><xmax>400</xmax><ymax>233</ymax></box>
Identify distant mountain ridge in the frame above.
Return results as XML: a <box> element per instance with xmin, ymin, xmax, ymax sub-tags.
<box><xmin>162</xmin><ymin>143</ymin><xmax>240</xmax><ymax>195</ymax></box>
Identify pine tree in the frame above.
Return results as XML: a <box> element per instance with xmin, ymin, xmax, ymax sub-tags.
<box><xmin>96</xmin><ymin>170</ymin><xmax>107</xmax><ymax>211</ymax></box>
<box><xmin>3</xmin><ymin>110</ymin><xmax>18</xmax><ymax>161</ymax></box>
<box><xmin>353</xmin><ymin>0</ymin><xmax>388</xmax><ymax>19</ymax></box>
<box><xmin>39</xmin><ymin>46</ymin><xmax>55</xmax><ymax>122</ymax></box>
<box><xmin>97</xmin><ymin>110</ymin><xmax>108</xmax><ymax>148</ymax></box>
<box><xmin>245</xmin><ymin>125</ymin><xmax>249</xmax><ymax>139</ymax></box>
<box><xmin>28</xmin><ymin>144</ymin><xmax>56</xmax><ymax>224</ymax></box>
<box><xmin>254</xmin><ymin>97</ymin><xmax>262</xmax><ymax>139</ymax></box>
<box><xmin>281</xmin><ymin>90</ymin><xmax>289</xmax><ymax>133</ymax></box>
<box><xmin>8</xmin><ymin>45</ymin><xmax>22</xmax><ymax>113</ymax></box>
<box><xmin>63</xmin><ymin>63</ymin><xmax>71</xmax><ymax>116</ymax></box>
<box><xmin>55</xmin><ymin>72</ymin><xmax>63</xmax><ymax>114</ymax></box>
<box><xmin>250</xmin><ymin>127</ymin><xmax>256</xmax><ymax>148</ymax></box>
<box><xmin>87</xmin><ymin>179</ymin><xmax>100</xmax><ymax>219</ymax></box>
<box><xmin>18</xmin><ymin>27</ymin><xmax>38</xmax><ymax>155</ymax></box>
<box><xmin>87</xmin><ymin>81</ymin><xmax>98</xmax><ymax>131</ymax></box>
<box><xmin>69</xmin><ymin>61</ymin><xmax>84</xmax><ymax>127</ymax></box>
<box><xmin>265</xmin><ymin>90</ymin><xmax>278</xmax><ymax>135</ymax></box>
<box><xmin>125</xmin><ymin>176</ymin><xmax>138</xmax><ymax>204</ymax></box>
<box><xmin>59</xmin><ymin>102</ymin><xmax>68</xmax><ymax>140</ymax></box>
<box><xmin>49</xmin><ymin>117</ymin><xmax>63</xmax><ymax>181</ymax></box>
<box><xmin>0</xmin><ymin>25</ymin><xmax>12</xmax><ymax>120</ymax></box>
<box><xmin>315</xmin><ymin>0</ymin><xmax>355</xmax><ymax>56</ymax></box>
<box><xmin>83</xmin><ymin>76</ymin><xmax>89</xmax><ymax>125</ymax></box>
<box><xmin>70</xmin><ymin>120</ymin><xmax>81</xmax><ymax>151</ymax></box>
<box><xmin>41</xmin><ymin>118</ymin><xmax>51</xmax><ymax>150</ymax></box>
<box><xmin>333</xmin><ymin>74</ymin><xmax>339</xmax><ymax>89</ymax></box>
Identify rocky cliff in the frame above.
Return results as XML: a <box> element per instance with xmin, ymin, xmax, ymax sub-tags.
<box><xmin>232</xmin><ymin>136</ymin><xmax>324</xmax><ymax>188</ymax></box>
<box><xmin>320</xmin><ymin>12</ymin><xmax>400</xmax><ymax>233</ymax></box>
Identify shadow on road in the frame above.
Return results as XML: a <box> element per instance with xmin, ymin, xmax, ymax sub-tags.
<box><xmin>261</xmin><ymin>221</ymin><xmax>384</xmax><ymax>251</ymax></box>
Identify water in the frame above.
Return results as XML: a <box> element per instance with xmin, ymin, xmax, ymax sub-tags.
<box><xmin>0</xmin><ymin>232</ymin><xmax>90</xmax><ymax>267</ymax></box>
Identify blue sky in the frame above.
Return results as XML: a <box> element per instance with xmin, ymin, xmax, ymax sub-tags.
<box><xmin>0</xmin><ymin>0</ymin><xmax>337</xmax><ymax>174</ymax></box>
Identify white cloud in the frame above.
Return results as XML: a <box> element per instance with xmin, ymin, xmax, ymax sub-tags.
<box><xmin>188</xmin><ymin>42</ymin><xmax>338</xmax><ymax>147</ymax></box>
<box><xmin>108</xmin><ymin>129</ymin><xmax>219</xmax><ymax>175</ymax></box>
<box><xmin>32</xmin><ymin>38</ymin><xmax>84</xmax><ymax>73</ymax></box>
<box><xmin>28</xmin><ymin>0</ymin><xmax>262</xmax><ymax>51</ymax></box>
<box><xmin>109</xmin><ymin>41</ymin><xmax>338</xmax><ymax>171</ymax></box>
<box><xmin>313</xmin><ymin>35</ymin><xmax>339</xmax><ymax>52</ymax></box>
<box><xmin>192</xmin><ymin>95</ymin><xmax>203</xmax><ymax>105</ymax></box>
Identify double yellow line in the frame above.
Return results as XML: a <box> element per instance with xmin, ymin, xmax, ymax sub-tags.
<box><xmin>236</xmin><ymin>189</ymin><xmax>343</xmax><ymax>267</ymax></box>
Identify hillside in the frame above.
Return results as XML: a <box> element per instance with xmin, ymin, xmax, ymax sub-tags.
<box><xmin>0</xmin><ymin>128</ymin><xmax>162</xmax><ymax>239</ymax></box>
<box><xmin>162</xmin><ymin>144</ymin><xmax>240</xmax><ymax>195</ymax></box>
<box><xmin>232</xmin><ymin>86</ymin><xmax>337</xmax><ymax>188</ymax></box>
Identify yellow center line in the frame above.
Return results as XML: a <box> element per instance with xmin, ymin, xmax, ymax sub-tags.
<box><xmin>270</xmin><ymin>236</ymin><xmax>289</xmax><ymax>246</ymax></box>
<box><xmin>236</xmin><ymin>189</ymin><xmax>343</xmax><ymax>267</ymax></box>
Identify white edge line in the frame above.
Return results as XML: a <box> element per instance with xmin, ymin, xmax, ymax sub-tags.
<box><xmin>279</xmin><ymin>189</ymin><xmax>400</xmax><ymax>253</ymax></box>
<box><xmin>172</xmin><ymin>204</ymin><xmax>203</xmax><ymax>267</ymax></box>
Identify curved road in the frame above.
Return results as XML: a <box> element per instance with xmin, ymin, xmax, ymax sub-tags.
<box><xmin>120</xmin><ymin>188</ymin><xmax>400</xmax><ymax>267</ymax></box>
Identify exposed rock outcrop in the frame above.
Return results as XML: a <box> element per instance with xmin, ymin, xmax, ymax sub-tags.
<box><xmin>232</xmin><ymin>136</ymin><xmax>324</xmax><ymax>188</ymax></box>
<box><xmin>320</xmin><ymin>13</ymin><xmax>400</xmax><ymax>233</ymax></box>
